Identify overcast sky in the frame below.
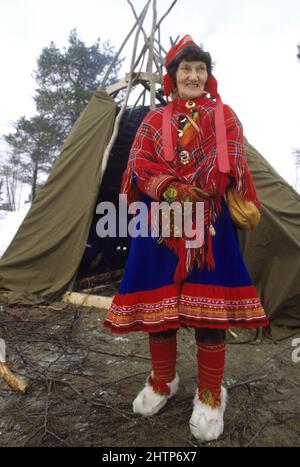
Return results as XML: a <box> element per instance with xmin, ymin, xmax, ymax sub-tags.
<box><xmin>0</xmin><ymin>0</ymin><xmax>299</xmax><ymax>188</ymax></box>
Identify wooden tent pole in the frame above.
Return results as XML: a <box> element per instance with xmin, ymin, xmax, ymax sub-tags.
<box><xmin>154</xmin><ymin>25</ymin><xmax>165</xmax><ymax>79</ymax></box>
<box><xmin>127</xmin><ymin>0</ymin><xmax>163</xmax><ymax>86</ymax></box>
<box><xmin>130</xmin><ymin>88</ymin><xmax>147</xmax><ymax>113</ymax></box>
<box><xmin>101</xmin><ymin>0</ymin><xmax>178</xmax><ymax>180</ymax></box>
<box><xmin>99</xmin><ymin>1</ymin><xmax>150</xmax><ymax>182</ymax></box>
<box><xmin>147</xmin><ymin>0</ymin><xmax>157</xmax><ymax>109</ymax></box>
<box><xmin>133</xmin><ymin>0</ymin><xmax>178</xmax><ymax>71</ymax></box>
<box><xmin>100</xmin><ymin>1</ymin><xmax>150</xmax><ymax>90</ymax></box>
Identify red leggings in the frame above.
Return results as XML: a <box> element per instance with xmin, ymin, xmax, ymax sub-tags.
<box><xmin>148</xmin><ymin>328</ymin><xmax>226</xmax><ymax>406</ymax></box>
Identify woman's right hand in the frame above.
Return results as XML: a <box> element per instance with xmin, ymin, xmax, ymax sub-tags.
<box><xmin>162</xmin><ymin>182</ymin><xmax>210</xmax><ymax>204</ymax></box>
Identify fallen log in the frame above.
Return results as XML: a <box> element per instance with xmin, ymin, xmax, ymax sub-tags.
<box><xmin>0</xmin><ymin>338</ymin><xmax>29</xmax><ymax>393</ymax></box>
<box><xmin>62</xmin><ymin>291</ymin><xmax>113</xmax><ymax>310</ymax></box>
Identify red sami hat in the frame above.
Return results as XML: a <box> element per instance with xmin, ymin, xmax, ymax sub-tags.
<box><xmin>163</xmin><ymin>35</ymin><xmax>230</xmax><ymax>173</ymax></box>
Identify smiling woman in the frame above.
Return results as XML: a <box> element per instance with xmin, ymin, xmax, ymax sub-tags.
<box><xmin>104</xmin><ymin>35</ymin><xmax>268</xmax><ymax>442</ymax></box>
<box><xmin>175</xmin><ymin>60</ymin><xmax>208</xmax><ymax>100</ymax></box>
<box><xmin>165</xmin><ymin>44</ymin><xmax>212</xmax><ymax>97</ymax></box>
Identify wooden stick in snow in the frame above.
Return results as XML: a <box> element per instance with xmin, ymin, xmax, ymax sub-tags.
<box><xmin>0</xmin><ymin>338</ymin><xmax>28</xmax><ymax>393</ymax></box>
<box><xmin>0</xmin><ymin>364</ymin><xmax>28</xmax><ymax>393</ymax></box>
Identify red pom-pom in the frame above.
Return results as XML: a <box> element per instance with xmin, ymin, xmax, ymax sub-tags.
<box><xmin>205</xmin><ymin>74</ymin><xmax>218</xmax><ymax>97</ymax></box>
<box><xmin>163</xmin><ymin>74</ymin><xmax>175</xmax><ymax>97</ymax></box>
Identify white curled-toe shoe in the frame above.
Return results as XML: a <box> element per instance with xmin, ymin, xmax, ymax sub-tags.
<box><xmin>133</xmin><ymin>372</ymin><xmax>179</xmax><ymax>417</ymax></box>
<box><xmin>189</xmin><ymin>386</ymin><xmax>227</xmax><ymax>442</ymax></box>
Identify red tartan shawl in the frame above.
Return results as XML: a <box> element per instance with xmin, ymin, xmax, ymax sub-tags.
<box><xmin>121</xmin><ymin>95</ymin><xmax>260</xmax><ymax>283</ymax></box>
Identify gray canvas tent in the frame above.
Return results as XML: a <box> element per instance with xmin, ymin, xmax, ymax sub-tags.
<box><xmin>0</xmin><ymin>0</ymin><xmax>300</xmax><ymax>332</ymax></box>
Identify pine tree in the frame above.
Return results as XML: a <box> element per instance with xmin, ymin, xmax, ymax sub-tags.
<box><xmin>34</xmin><ymin>28</ymin><xmax>122</xmax><ymax>143</ymax></box>
<box><xmin>4</xmin><ymin>116</ymin><xmax>59</xmax><ymax>201</ymax></box>
<box><xmin>4</xmin><ymin>29</ymin><xmax>122</xmax><ymax>202</ymax></box>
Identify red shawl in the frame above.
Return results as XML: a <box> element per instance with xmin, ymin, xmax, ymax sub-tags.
<box><xmin>121</xmin><ymin>95</ymin><xmax>260</xmax><ymax>283</ymax></box>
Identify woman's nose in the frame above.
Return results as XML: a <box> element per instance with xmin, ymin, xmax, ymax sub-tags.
<box><xmin>189</xmin><ymin>69</ymin><xmax>199</xmax><ymax>81</ymax></box>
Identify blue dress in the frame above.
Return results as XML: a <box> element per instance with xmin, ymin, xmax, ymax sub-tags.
<box><xmin>104</xmin><ymin>96</ymin><xmax>268</xmax><ymax>334</ymax></box>
<box><xmin>104</xmin><ymin>197</ymin><xmax>268</xmax><ymax>334</ymax></box>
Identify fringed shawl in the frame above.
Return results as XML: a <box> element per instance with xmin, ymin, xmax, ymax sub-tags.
<box><xmin>121</xmin><ymin>95</ymin><xmax>260</xmax><ymax>283</ymax></box>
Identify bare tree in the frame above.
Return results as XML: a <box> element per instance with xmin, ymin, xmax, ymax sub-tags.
<box><xmin>0</xmin><ymin>178</ymin><xmax>3</xmax><ymax>206</ymax></box>
<box><xmin>1</xmin><ymin>155</ymin><xmax>23</xmax><ymax>211</ymax></box>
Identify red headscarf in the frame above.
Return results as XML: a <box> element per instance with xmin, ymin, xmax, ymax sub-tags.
<box><xmin>162</xmin><ymin>35</ymin><xmax>230</xmax><ymax>174</ymax></box>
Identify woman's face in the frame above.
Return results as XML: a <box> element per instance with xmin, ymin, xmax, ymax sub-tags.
<box><xmin>175</xmin><ymin>60</ymin><xmax>208</xmax><ymax>100</ymax></box>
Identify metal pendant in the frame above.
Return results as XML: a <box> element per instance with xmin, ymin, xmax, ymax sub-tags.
<box><xmin>185</xmin><ymin>100</ymin><xmax>196</xmax><ymax>111</ymax></box>
<box><xmin>209</xmin><ymin>224</ymin><xmax>216</xmax><ymax>236</ymax></box>
<box><xmin>179</xmin><ymin>150</ymin><xmax>190</xmax><ymax>165</ymax></box>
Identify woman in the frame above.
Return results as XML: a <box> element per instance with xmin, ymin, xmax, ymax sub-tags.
<box><xmin>104</xmin><ymin>35</ymin><xmax>268</xmax><ymax>442</ymax></box>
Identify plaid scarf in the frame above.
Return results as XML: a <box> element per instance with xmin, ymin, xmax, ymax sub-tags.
<box><xmin>121</xmin><ymin>96</ymin><xmax>260</xmax><ymax>283</ymax></box>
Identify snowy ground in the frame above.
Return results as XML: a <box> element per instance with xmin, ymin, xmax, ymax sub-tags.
<box><xmin>0</xmin><ymin>206</ymin><xmax>30</xmax><ymax>258</ymax></box>
<box><xmin>0</xmin><ymin>182</ymin><xmax>31</xmax><ymax>258</ymax></box>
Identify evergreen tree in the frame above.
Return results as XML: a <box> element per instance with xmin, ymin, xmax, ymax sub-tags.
<box><xmin>34</xmin><ymin>28</ymin><xmax>121</xmax><ymax>143</ymax></box>
<box><xmin>4</xmin><ymin>29</ymin><xmax>121</xmax><ymax>202</ymax></box>
<box><xmin>4</xmin><ymin>116</ymin><xmax>59</xmax><ymax>201</ymax></box>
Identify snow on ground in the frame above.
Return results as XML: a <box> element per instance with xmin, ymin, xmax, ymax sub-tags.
<box><xmin>0</xmin><ymin>182</ymin><xmax>31</xmax><ymax>258</ymax></box>
<box><xmin>0</xmin><ymin>206</ymin><xmax>30</xmax><ymax>258</ymax></box>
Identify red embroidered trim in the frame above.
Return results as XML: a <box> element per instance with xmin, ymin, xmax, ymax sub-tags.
<box><xmin>197</xmin><ymin>342</ymin><xmax>226</xmax><ymax>408</ymax></box>
<box><xmin>148</xmin><ymin>375</ymin><xmax>171</xmax><ymax>396</ymax></box>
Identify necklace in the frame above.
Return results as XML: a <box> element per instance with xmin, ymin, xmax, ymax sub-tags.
<box><xmin>177</xmin><ymin>101</ymin><xmax>200</xmax><ymax>165</ymax></box>
<box><xmin>177</xmin><ymin>115</ymin><xmax>190</xmax><ymax>165</ymax></box>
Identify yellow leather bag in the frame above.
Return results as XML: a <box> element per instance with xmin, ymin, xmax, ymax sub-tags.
<box><xmin>225</xmin><ymin>188</ymin><xmax>261</xmax><ymax>231</ymax></box>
